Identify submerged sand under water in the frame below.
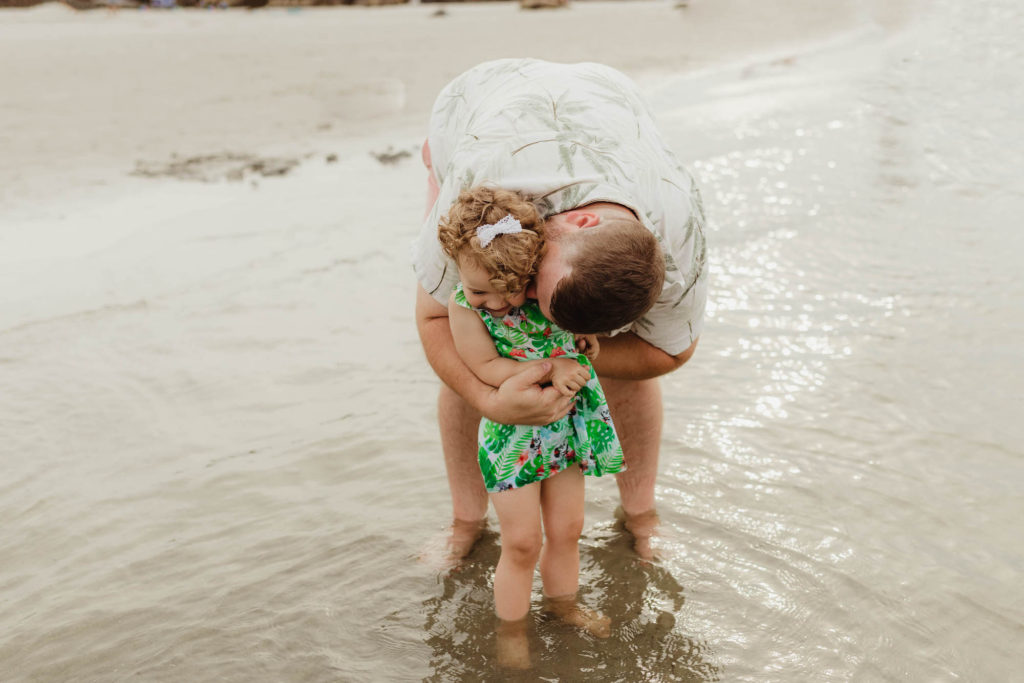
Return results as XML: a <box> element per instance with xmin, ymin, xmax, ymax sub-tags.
<box><xmin>1</xmin><ymin>0</ymin><xmax>1022</xmax><ymax>680</ymax></box>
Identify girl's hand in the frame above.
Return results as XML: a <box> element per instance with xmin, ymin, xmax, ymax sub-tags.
<box><xmin>575</xmin><ymin>334</ymin><xmax>600</xmax><ymax>361</ymax></box>
<box><xmin>550</xmin><ymin>358</ymin><xmax>591</xmax><ymax>397</ymax></box>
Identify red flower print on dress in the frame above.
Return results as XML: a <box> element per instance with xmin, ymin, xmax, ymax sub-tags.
<box><xmin>551</xmin><ymin>347</ymin><xmax>566</xmax><ymax>358</ymax></box>
<box><xmin>510</xmin><ymin>349</ymin><xmax>527</xmax><ymax>359</ymax></box>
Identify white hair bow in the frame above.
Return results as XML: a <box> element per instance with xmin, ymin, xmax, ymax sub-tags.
<box><xmin>476</xmin><ymin>215</ymin><xmax>523</xmax><ymax>248</ymax></box>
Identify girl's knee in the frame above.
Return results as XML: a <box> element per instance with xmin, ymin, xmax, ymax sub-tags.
<box><xmin>545</xmin><ymin>513</ymin><xmax>584</xmax><ymax>546</ymax></box>
<box><xmin>501</xmin><ymin>530</ymin><xmax>543</xmax><ymax>566</ymax></box>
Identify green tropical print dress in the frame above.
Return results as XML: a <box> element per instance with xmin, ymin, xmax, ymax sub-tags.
<box><xmin>454</xmin><ymin>284</ymin><xmax>625</xmax><ymax>493</ymax></box>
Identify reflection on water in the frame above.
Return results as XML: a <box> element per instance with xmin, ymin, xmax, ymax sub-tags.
<box><xmin>423</xmin><ymin>525</ymin><xmax>717</xmax><ymax>681</ymax></box>
<box><xmin>2</xmin><ymin>0</ymin><xmax>1023</xmax><ymax>679</ymax></box>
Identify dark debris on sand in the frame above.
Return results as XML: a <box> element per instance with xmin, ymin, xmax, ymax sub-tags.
<box><xmin>370</xmin><ymin>147</ymin><xmax>415</xmax><ymax>166</ymax></box>
<box><xmin>132</xmin><ymin>152</ymin><xmax>304</xmax><ymax>182</ymax></box>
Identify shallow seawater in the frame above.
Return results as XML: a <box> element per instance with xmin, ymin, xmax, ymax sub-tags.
<box><xmin>2</xmin><ymin>0</ymin><xmax>1022</xmax><ymax>680</ymax></box>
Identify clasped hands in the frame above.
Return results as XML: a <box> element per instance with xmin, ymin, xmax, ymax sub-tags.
<box><xmin>550</xmin><ymin>333</ymin><xmax>600</xmax><ymax>396</ymax></box>
<box><xmin>485</xmin><ymin>334</ymin><xmax>599</xmax><ymax>426</ymax></box>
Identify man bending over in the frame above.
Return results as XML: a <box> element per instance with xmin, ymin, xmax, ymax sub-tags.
<box><xmin>413</xmin><ymin>59</ymin><xmax>708</xmax><ymax>559</ymax></box>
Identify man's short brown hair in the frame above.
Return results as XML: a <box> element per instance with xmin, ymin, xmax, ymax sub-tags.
<box><xmin>549</xmin><ymin>216</ymin><xmax>664</xmax><ymax>334</ymax></box>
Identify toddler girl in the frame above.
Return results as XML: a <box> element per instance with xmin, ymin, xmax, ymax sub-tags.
<box><xmin>438</xmin><ymin>186</ymin><xmax>625</xmax><ymax>665</ymax></box>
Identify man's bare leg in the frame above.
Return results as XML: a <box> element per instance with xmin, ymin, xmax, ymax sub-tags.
<box><xmin>600</xmin><ymin>376</ymin><xmax>663</xmax><ymax>559</ymax></box>
<box><xmin>438</xmin><ymin>384</ymin><xmax>489</xmax><ymax>560</ymax></box>
<box><xmin>423</xmin><ymin>140</ymin><xmax>486</xmax><ymax>560</ymax></box>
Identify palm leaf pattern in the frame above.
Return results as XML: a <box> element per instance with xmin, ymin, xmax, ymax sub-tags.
<box><xmin>492</xmin><ymin>431</ymin><xmax>534</xmax><ymax>482</ymax></box>
<box><xmin>416</xmin><ymin>58</ymin><xmax>706</xmax><ymax>363</ymax></box>
<box><xmin>482</xmin><ymin>421</ymin><xmax>515</xmax><ymax>453</ymax></box>
<box><xmin>586</xmin><ymin>420</ymin><xmax>616</xmax><ymax>455</ymax></box>
<box><xmin>453</xmin><ymin>284</ymin><xmax>624</xmax><ymax>492</ymax></box>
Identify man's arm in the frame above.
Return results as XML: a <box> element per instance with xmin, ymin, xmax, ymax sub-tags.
<box><xmin>591</xmin><ymin>333</ymin><xmax>699</xmax><ymax>380</ymax></box>
<box><xmin>416</xmin><ymin>286</ymin><xmax>575</xmax><ymax>425</ymax></box>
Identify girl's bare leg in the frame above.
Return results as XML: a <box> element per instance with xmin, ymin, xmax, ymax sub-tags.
<box><xmin>491</xmin><ymin>483</ymin><xmax>543</xmax><ymax>669</ymax></box>
<box><xmin>538</xmin><ymin>466</ymin><xmax>584</xmax><ymax>598</ymax></box>
<box><xmin>490</xmin><ymin>483</ymin><xmax>543</xmax><ymax>621</ymax></box>
<box><xmin>539</xmin><ymin>467</ymin><xmax>611</xmax><ymax>638</ymax></box>
<box><xmin>495</xmin><ymin>616</ymin><xmax>531</xmax><ymax>670</ymax></box>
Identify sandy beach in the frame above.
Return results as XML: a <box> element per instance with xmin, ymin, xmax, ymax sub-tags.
<box><xmin>3</xmin><ymin>0</ymin><xmax>1022</xmax><ymax>680</ymax></box>
<box><xmin>1</xmin><ymin>0</ymin><xmax>909</xmax><ymax>329</ymax></box>
<box><xmin>0</xmin><ymin>0</ymin><xmax>909</xmax><ymax>216</ymax></box>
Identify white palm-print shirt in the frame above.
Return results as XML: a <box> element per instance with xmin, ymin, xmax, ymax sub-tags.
<box><xmin>412</xmin><ymin>58</ymin><xmax>707</xmax><ymax>355</ymax></box>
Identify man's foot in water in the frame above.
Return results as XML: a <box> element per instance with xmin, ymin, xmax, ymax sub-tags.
<box><xmin>544</xmin><ymin>594</ymin><xmax>611</xmax><ymax>638</ymax></box>
<box><xmin>419</xmin><ymin>518</ymin><xmax>487</xmax><ymax>570</ymax></box>
<box><xmin>616</xmin><ymin>506</ymin><xmax>661</xmax><ymax>561</ymax></box>
<box><xmin>447</xmin><ymin>517</ymin><xmax>486</xmax><ymax>560</ymax></box>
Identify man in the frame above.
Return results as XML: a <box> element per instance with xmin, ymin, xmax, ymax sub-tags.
<box><xmin>413</xmin><ymin>59</ymin><xmax>707</xmax><ymax>558</ymax></box>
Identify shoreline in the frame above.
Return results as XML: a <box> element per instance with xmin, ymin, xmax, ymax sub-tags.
<box><xmin>0</xmin><ymin>0</ymin><xmax>913</xmax><ymax>218</ymax></box>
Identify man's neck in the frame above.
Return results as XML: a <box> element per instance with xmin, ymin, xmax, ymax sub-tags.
<box><xmin>578</xmin><ymin>201</ymin><xmax>639</xmax><ymax>220</ymax></box>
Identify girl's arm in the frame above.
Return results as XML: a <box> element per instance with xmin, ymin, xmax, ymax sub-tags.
<box><xmin>449</xmin><ymin>295</ymin><xmax>549</xmax><ymax>389</ymax></box>
<box><xmin>416</xmin><ymin>286</ymin><xmax>574</xmax><ymax>426</ymax></box>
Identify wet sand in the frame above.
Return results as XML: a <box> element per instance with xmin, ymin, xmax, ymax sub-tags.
<box><xmin>3</xmin><ymin>0</ymin><xmax>1023</xmax><ymax>680</ymax></box>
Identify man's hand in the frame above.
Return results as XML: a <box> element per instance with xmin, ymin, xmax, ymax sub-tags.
<box><xmin>549</xmin><ymin>358</ymin><xmax>590</xmax><ymax>397</ymax></box>
<box><xmin>487</xmin><ymin>362</ymin><xmax>575</xmax><ymax>426</ymax></box>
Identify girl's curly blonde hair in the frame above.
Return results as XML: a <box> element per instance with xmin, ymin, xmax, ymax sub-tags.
<box><xmin>437</xmin><ymin>186</ymin><xmax>545</xmax><ymax>295</ymax></box>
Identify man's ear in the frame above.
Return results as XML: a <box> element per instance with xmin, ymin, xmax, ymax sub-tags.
<box><xmin>562</xmin><ymin>210</ymin><xmax>601</xmax><ymax>229</ymax></box>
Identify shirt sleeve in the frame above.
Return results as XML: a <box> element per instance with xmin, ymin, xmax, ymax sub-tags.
<box><xmin>628</xmin><ymin>172</ymin><xmax>709</xmax><ymax>356</ymax></box>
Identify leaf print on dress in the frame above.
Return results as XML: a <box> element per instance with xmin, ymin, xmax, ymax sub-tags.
<box><xmin>492</xmin><ymin>430</ymin><xmax>535</xmax><ymax>482</ymax></box>
<box><xmin>586</xmin><ymin>419</ymin><xmax>617</xmax><ymax>455</ymax></box>
<box><xmin>513</xmin><ymin>456</ymin><xmax>542</xmax><ymax>489</ymax></box>
<box><xmin>577</xmin><ymin>384</ymin><xmax>603</xmax><ymax>413</ymax></box>
<box><xmin>497</xmin><ymin>324</ymin><xmax>530</xmax><ymax>350</ymax></box>
<box><xmin>532</xmin><ymin>337</ymin><xmax>557</xmax><ymax>358</ymax></box>
<box><xmin>478</xmin><ymin>447</ymin><xmax>499</xmax><ymax>491</ymax></box>
<box><xmin>522</xmin><ymin>306</ymin><xmax>550</xmax><ymax>329</ymax></box>
<box><xmin>482</xmin><ymin>421</ymin><xmax>516</xmax><ymax>454</ymax></box>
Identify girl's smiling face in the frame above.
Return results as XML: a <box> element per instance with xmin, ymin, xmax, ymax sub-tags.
<box><xmin>458</xmin><ymin>256</ymin><xmax>527</xmax><ymax>317</ymax></box>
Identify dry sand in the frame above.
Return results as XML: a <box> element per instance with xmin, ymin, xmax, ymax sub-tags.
<box><xmin>0</xmin><ymin>0</ymin><xmax>910</xmax><ymax>216</ymax></box>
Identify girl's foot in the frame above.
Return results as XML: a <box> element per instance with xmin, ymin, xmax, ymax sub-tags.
<box><xmin>544</xmin><ymin>595</ymin><xmax>611</xmax><ymax>638</ymax></box>
<box><xmin>495</xmin><ymin>617</ymin><xmax>531</xmax><ymax>670</ymax></box>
